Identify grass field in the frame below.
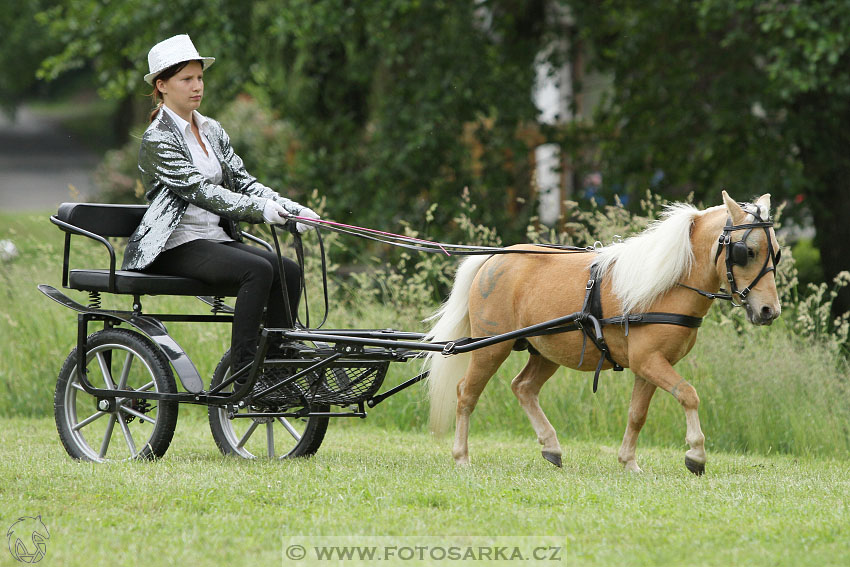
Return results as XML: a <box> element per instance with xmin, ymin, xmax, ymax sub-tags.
<box><xmin>2</xmin><ymin>210</ymin><xmax>849</xmax><ymax>566</ymax></box>
<box><xmin>1</xmin><ymin>416</ymin><xmax>848</xmax><ymax>567</ymax></box>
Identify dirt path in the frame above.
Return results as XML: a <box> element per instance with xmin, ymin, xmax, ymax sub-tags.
<box><xmin>0</xmin><ymin>106</ymin><xmax>98</xmax><ymax>212</ymax></box>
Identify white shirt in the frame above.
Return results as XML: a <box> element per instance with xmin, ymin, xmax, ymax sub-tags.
<box><xmin>160</xmin><ymin>105</ymin><xmax>233</xmax><ymax>250</ymax></box>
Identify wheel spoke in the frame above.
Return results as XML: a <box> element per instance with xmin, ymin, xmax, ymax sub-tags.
<box><xmin>276</xmin><ymin>417</ymin><xmax>302</xmax><ymax>441</ymax></box>
<box><xmin>236</xmin><ymin>421</ymin><xmax>260</xmax><ymax>449</ymax></box>
<box><xmin>57</xmin><ymin>332</ymin><xmax>178</xmax><ymax>463</ymax></box>
<box><xmin>117</xmin><ymin>351</ymin><xmax>134</xmax><ymax>389</ymax></box>
<box><xmin>95</xmin><ymin>352</ymin><xmax>116</xmax><ymax>389</ymax></box>
<box><xmin>72</xmin><ymin>410</ymin><xmax>108</xmax><ymax>431</ymax></box>
<box><xmin>266</xmin><ymin>422</ymin><xmax>275</xmax><ymax>458</ymax></box>
<box><xmin>118</xmin><ymin>404</ymin><xmax>156</xmax><ymax>425</ymax></box>
<box><xmin>98</xmin><ymin>414</ymin><xmax>117</xmax><ymax>458</ymax></box>
<box><xmin>117</xmin><ymin>416</ymin><xmax>137</xmax><ymax>456</ymax></box>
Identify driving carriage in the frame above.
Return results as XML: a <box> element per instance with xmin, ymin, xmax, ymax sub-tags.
<box><xmin>40</xmin><ymin>191</ymin><xmax>781</xmax><ymax>474</ymax></box>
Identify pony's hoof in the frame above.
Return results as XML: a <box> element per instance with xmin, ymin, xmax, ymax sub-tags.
<box><xmin>685</xmin><ymin>456</ymin><xmax>705</xmax><ymax>476</ymax></box>
<box><xmin>453</xmin><ymin>455</ymin><xmax>470</xmax><ymax>466</ymax></box>
<box><xmin>542</xmin><ymin>451</ymin><xmax>562</xmax><ymax>468</ymax></box>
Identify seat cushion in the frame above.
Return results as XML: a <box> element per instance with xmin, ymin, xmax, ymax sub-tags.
<box><xmin>68</xmin><ymin>269</ymin><xmax>238</xmax><ymax>297</ymax></box>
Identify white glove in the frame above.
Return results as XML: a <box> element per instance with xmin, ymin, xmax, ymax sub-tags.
<box><xmin>262</xmin><ymin>199</ymin><xmax>289</xmax><ymax>224</ymax></box>
<box><xmin>296</xmin><ymin>207</ymin><xmax>320</xmax><ymax>233</ymax></box>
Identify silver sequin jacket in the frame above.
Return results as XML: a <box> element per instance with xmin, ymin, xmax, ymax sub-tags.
<box><xmin>122</xmin><ymin>109</ymin><xmax>304</xmax><ymax>270</ymax></box>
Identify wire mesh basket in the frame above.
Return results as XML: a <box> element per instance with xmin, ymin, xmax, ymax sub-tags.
<box><xmin>259</xmin><ymin>359</ymin><xmax>390</xmax><ymax>406</ymax></box>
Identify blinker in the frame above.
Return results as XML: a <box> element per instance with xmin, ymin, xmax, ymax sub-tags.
<box><xmin>716</xmin><ymin>206</ymin><xmax>780</xmax><ymax>299</ymax></box>
<box><xmin>730</xmin><ymin>240</ymin><xmax>749</xmax><ymax>267</ymax></box>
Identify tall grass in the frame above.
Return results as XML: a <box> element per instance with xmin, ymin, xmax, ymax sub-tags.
<box><xmin>2</xmin><ymin>202</ymin><xmax>849</xmax><ymax>458</ymax></box>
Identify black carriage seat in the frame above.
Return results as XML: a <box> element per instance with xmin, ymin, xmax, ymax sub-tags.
<box><xmin>53</xmin><ymin>202</ymin><xmax>270</xmax><ymax>297</ymax></box>
<box><xmin>68</xmin><ymin>269</ymin><xmax>237</xmax><ymax>296</ymax></box>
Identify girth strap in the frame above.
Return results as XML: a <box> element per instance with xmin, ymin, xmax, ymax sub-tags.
<box><xmin>523</xmin><ymin>265</ymin><xmax>703</xmax><ymax>394</ymax></box>
<box><xmin>580</xmin><ymin>265</ymin><xmax>621</xmax><ymax>393</ymax></box>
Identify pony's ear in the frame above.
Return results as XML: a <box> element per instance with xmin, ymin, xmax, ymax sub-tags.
<box><xmin>722</xmin><ymin>190</ymin><xmax>747</xmax><ymax>224</ymax></box>
<box><xmin>755</xmin><ymin>193</ymin><xmax>772</xmax><ymax>219</ymax></box>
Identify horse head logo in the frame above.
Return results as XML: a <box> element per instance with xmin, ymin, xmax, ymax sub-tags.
<box><xmin>6</xmin><ymin>516</ymin><xmax>49</xmax><ymax>563</ymax></box>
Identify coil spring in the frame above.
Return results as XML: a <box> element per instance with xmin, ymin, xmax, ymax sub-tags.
<box><xmin>212</xmin><ymin>296</ymin><xmax>225</xmax><ymax>314</ymax></box>
<box><xmin>87</xmin><ymin>291</ymin><xmax>102</xmax><ymax>309</ymax></box>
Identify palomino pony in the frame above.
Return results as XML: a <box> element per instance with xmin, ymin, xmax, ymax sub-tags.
<box><xmin>426</xmin><ymin>191</ymin><xmax>781</xmax><ymax>475</ymax></box>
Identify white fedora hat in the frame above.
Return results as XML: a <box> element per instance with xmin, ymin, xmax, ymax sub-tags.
<box><xmin>145</xmin><ymin>34</ymin><xmax>215</xmax><ymax>85</ymax></box>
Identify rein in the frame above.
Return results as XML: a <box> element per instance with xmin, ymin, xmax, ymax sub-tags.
<box><xmin>278</xmin><ymin>210</ymin><xmax>774</xmax><ymax>393</ymax></box>
<box><xmin>284</xmin><ymin>215</ymin><xmax>598</xmax><ymax>255</ymax></box>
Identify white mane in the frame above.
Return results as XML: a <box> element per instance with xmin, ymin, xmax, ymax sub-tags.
<box><xmin>591</xmin><ymin>202</ymin><xmax>708</xmax><ymax>313</ymax></box>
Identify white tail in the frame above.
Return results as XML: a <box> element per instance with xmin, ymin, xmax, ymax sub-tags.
<box><xmin>424</xmin><ymin>254</ymin><xmax>490</xmax><ymax>435</ymax></box>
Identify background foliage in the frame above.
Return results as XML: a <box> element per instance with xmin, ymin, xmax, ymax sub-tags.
<box><xmin>566</xmin><ymin>0</ymin><xmax>850</xmax><ymax>312</ymax></box>
<box><xmin>4</xmin><ymin>0</ymin><xmax>850</xmax><ymax>452</ymax></box>
<box><xmin>12</xmin><ymin>0</ymin><xmax>849</xmax><ymax>311</ymax></box>
<box><xmin>32</xmin><ymin>0</ymin><xmax>552</xmax><ymax>241</ymax></box>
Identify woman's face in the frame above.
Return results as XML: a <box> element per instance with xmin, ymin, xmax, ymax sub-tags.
<box><xmin>157</xmin><ymin>60</ymin><xmax>204</xmax><ymax>119</ymax></box>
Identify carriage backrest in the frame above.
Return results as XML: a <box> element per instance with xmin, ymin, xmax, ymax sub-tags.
<box><xmin>56</xmin><ymin>203</ymin><xmax>148</xmax><ymax>237</ymax></box>
<box><xmin>51</xmin><ymin>203</ymin><xmax>272</xmax><ymax>293</ymax></box>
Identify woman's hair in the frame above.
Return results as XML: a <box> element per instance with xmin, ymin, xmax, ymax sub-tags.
<box><xmin>147</xmin><ymin>59</ymin><xmax>202</xmax><ymax>122</ymax></box>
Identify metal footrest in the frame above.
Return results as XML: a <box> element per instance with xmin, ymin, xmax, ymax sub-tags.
<box><xmin>257</xmin><ymin>359</ymin><xmax>390</xmax><ymax>407</ymax></box>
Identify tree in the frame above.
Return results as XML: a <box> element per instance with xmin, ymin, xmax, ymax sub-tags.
<box><xmin>0</xmin><ymin>1</ymin><xmax>65</xmax><ymax>115</ymax></box>
<box><xmin>35</xmin><ymin>0</ymin><xmax>553</xmax><ymax>241</ymax></box>
<box><xmin>564</xmin><ymin>0</ymin><xmax>850</xmax><ymax>312</ymax></box>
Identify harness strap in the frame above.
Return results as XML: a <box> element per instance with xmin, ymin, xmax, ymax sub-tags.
<box><xmin>577</xmin><ymin>269</ymin><xmax>596</xmax><ymax>369</ymax></box>
<box><xmin>712</xmin><ymin>210</ymin><xmax>780</xmax><ymax>302</ymax></box>
<box><xmin>601</xmin><ymin>313</ymin><xmax>703</xmax><ymax>328</ymax></box>
<box><xmin>510</xmin><ymin>309</ymin><xmax>703</xmax><ymax>393</ymax></box>
<box><xmin>271</xmin><ymin>224</ymin><xmax>330</xmax><ymax>330</ymax></box>
<box><xmin>676</xmin><ymin>282</ymin><xmax>733</xmax><ymax>301</ymax></box>
<box><xmin>507</xmin><ymin>311</ymin><xmax>703</xmax><ymax>343</ymax></box>
<box><xmin>581</xmin><ymin>265</ymin><xmax>622</xmax><ymax>393</ymax></box>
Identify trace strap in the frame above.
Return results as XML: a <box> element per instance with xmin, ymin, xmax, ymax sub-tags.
<box><xmin>283</xmin><ymin>214</ymin><xmax>704</xmax><ymax>394</ymax></box>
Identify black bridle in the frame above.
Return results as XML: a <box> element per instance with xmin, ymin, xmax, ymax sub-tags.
<box><xmin>681</xmin><ymin>205</ymin><xmax>781</xmax><ymax>305</ymax></box>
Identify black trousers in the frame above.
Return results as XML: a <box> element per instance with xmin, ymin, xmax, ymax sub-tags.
<box><xmin>147</xmin><ymin>239</ymin><xmax>301</xmax><ymax>370</ymax></box>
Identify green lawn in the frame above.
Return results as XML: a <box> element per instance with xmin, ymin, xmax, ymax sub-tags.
<box><xmin>3</xmin><ymin>209</ymin><xmax>849</xmax><ymax>566</ymax></box>
<box><xmin>1</xmin><ymin>415</ymin><xmax>847</xmax><ymax>567</ymax></box>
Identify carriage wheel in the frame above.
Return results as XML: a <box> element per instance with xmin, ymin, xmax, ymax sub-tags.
<box><xmin>208</xmin><ymin>350</ymin><xmax>329</xmax><ymax>459</ymax></box>
<box><xmin>54</xmin><ymin>328</ymin><xmax>179</xmax><ymax>462</ymax></box>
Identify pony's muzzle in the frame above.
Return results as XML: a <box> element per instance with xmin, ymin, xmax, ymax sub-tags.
<box><xmin>747</xmin><ymin>302</ymin><xmax>780</xmax><ymax>325</ymax></box>
<box><xmin>760</xmin><ymin>305</ymin><xmax>779</xmax><ymax>323</ymax></box>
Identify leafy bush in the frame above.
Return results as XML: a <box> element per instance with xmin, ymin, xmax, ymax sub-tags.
<box><xmin>92</xmin><ymin>95</ymin><xmax>302</xmax><ymax>204</ymax></box>
<box><xmin>348</xmin><ymin>188</ymin><xmax>849</xmax><ymax>357</ymax></box>
<box><xmin>93</xmin><ymin>138</ymin><xmax>144</xmax><ymax>203</ymax></box>
<box><xmin>792</xmin><ymin>237</ymin><xmax>824</xmax><ymax>289</ymax></box>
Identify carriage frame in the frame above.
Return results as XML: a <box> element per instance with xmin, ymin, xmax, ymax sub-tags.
<box><xmin>42</xmin><ymin>202</ymin><xmax>627</xmax><ymax>462</ymax></box>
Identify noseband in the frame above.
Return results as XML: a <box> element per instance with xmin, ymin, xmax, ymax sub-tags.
<box><xmin>681</xmin><ymin>205</ymin><xmax>781</xmax><ymax>305</ymax></box>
